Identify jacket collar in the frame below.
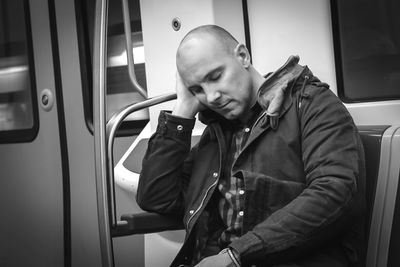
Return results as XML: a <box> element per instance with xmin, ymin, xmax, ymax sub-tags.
<box><xmin>241</xmin><ymin>64</ymin><xmax>316</xmax><ymax>152</ymax></box>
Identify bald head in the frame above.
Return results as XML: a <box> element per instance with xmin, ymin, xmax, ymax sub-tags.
<box><xmin>173</xmin><ymin>25</ymin><xmax>262</xmax><ymax>122</ymax></box>
<box><xmin>177</xmin><ymin>25</ymin><xmax>239</xmax><ymax>59</ymax></box>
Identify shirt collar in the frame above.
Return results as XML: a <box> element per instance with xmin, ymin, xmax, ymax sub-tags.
<box><xmin>230</xmin><ymin>101</ymin><xmax>263</xmax><ymax>129</ymax></box>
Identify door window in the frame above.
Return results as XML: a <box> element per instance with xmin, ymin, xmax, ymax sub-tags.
<box><xmin>75</xmin><ymin>0</ymin><xmax>148</xmax><ymax>136</ymax></box>
<box><xmin>0</xmin><ymin>0</ymin><xmax>38</xmax><ymax>142</ymax></box>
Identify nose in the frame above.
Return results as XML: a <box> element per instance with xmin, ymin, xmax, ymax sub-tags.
<box><xmin>204</xmin><ymin>85</ymin><xmax>221</xmax><ymax>105</ymax></box>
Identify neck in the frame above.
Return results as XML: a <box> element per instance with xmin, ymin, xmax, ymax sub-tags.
<box><xmin>237</xmin><ymin>67</ymin><xmax>265</xmax><ymax>124</ymax></box>
<box><xmin>252</xmin><ymin>67</ymin><xmax>267</xmax><ymax>93</ymax></box>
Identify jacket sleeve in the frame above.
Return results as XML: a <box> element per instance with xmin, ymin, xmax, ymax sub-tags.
<box><xmin>136</xmin><ymin>111</ymin><xmax>196</xmax><ymax>216</ymax></box>
<box><xmin>229</xmin><ymin>85</ymin><xmax>365</xmax><ymax>264</ymax></box>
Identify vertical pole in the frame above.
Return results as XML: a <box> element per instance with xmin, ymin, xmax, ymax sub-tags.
<box><xmin>93</xmin><ymin>0</ymin><xmax>114</xmax><ymax>266</ymax></box>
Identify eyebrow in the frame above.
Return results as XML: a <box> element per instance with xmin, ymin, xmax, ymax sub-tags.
<box><xmin>186</xmin><ymin>66</ymin><xmax>224</xmax><ymax>91</ymax></box>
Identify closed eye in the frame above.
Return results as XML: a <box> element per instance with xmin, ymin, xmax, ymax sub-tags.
<box><xmin>209</xmin><ymin>72</ymin><xmax>221</xmax><ymax>81</ymax></box>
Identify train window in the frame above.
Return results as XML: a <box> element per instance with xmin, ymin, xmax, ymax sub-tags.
<box><xmin>331</xmin><ymin>0</ymin><xmax>400</xmax><ymax>102</ymax></box>
<box><xmin>75</xmin><ymin>0</ymin><xmax>148</xmax><ymax>136</ymax></box>
<box><xmin>0</xmin><ymin>0</ymin><xmax>38</xmax><ymax>143</ymax></box>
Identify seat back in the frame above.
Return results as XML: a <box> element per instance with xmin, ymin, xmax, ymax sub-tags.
<box><xmin>358</xmin><ymin>125</ymin><xmax>389</xmax><ymax>239</ymax></box>
<box><xmin>359</xmin><ymin>125</ymin><xmax>400</xmax><ymax>267</ymax></box>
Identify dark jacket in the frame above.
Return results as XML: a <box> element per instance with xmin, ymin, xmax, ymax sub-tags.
<box><xmin>137</xmin><ymin>66</ymin><xmax>366</xmax><ymax>267</ymax></box>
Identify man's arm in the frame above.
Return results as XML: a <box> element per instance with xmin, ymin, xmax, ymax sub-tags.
<box><xmin>136</xmin><ymin>111</ymin><xmax>196</xmax><ymax>215</ymax></box>
<box><xmin>229</xmin><ymin>85</ymin><xmax>365</xmax><ymax>264</ymax></box>
<box><xmin>136</xmin><ymin>73</ymin><xmax>200</xmax><ymax>215</ymax></box>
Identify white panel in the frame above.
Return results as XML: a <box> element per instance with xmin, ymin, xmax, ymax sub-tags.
<box><xmin>345</xmin><ymin>101</ymin><xmax>400</xmax><ymax>126</ymax></box>
<box><xmin>247</xmin><ymin>0</ymin><xmax>337</xmax><ymax>94</ymax></box>
<box><xmin>213</xmin><ymin>0</ymin><xmax>246</xmax><ymax>44</ymax></box>
<box><xmin>145</xmin><ymin>231</ymin><xmax>185</xmax><ymax>267</ymax></box>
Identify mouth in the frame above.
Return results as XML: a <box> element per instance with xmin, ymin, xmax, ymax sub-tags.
<box><xmin>215</xmin><ymin>101</ymin><xmax>230</xmax><ymax>110</ymax></box>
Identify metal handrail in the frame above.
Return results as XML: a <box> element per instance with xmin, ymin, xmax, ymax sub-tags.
<box><xmin>121</xmin><ymin>0</ymin><xmax>147</xmax><ymax>98</ymax></box>
<box><xmin>92</xmin><ymin>0</ymin><xmax>114</xmax><ymax>266</ymax></box>
<box><xmin>106</xmin><ymin>93</ymin><xmax>177</xmax><ymax>228</ymax></box>
<box><xmin>93</xmin><ymin>0</ymin><xmax>174</xmax><ymax>264</ymax></box>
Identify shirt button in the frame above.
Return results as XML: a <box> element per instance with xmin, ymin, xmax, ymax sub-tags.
<box><xmin>189</xmin><ymin>210</ymin><xmax>194</xmax><ymax>215</ymax></box>
<box><xmin>239</xmin><ymin>189</ymin><xmax>245</xmax><ymax>195</ymax></box>
<box><xmin>213</xmin><ymin>172</ymin><xmax>218</xmax><ymax>178</ymax></box>
<box><xmin>238</xmin><ymin>211</ymin><xmax>244</xmax><ymax>216</ymax></box>
<box><xmin>177</xmin><ymin>125</ymin><xmax>183</xmax><ymax>131</ymax></box>
<box><xmin>244</xmin><ymin>127</ymin><xmax>250</xmax><ymax>133</ymax></box>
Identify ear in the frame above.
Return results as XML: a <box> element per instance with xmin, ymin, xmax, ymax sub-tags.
<box><xmin>234</xmin><ymin>43</ymin><xmax>251</xmax><ymax>69</ymax></box>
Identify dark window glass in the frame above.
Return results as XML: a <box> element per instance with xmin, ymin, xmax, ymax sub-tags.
<box><xmin>331</xmin><ymin>0</ymin><xmax>400</xmax><ymax>102</ymax></box>
<box><xmin>0</xmin><ymin>0</ymin><xmax>38</xmax><ymax>143</ymax></box>
<box><xmin>75</xmin><ymin>0</ymin><xmax>148</xmax><ymax>136</ymax></box>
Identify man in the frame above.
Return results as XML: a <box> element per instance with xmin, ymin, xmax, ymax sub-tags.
<box><xmin>137</xmin><ymin>25</ymin><xmax>366</xmax><ymax>267</ymax></box>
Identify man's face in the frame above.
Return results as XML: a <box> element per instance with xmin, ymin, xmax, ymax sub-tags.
<box><xmin>177</xmin><ymin>36</ymin><xmax>255</xmax><ymax>121</ymax></box>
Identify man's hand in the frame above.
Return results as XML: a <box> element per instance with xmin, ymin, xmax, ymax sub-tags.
<box><xmin>172</xmin><ymin>72</ymin><xmax>204</xmax><ymax>118</ymax></box>
<box><xmin>194</xmin><ymin>252</ymin><xmax>236</xmax><ymax>267</ymax></box>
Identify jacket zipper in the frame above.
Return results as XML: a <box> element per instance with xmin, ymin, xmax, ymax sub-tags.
<box><xmin>186</xmin><ymin>178</ymin><xmax>218</xmax><ymax>227</ymax></box>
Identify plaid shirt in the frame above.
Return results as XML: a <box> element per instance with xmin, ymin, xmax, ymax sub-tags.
<box><xmin>218</xmin><ymin>103</ymin><xmax>263</xmax><ymax>247</ymax></box>
<box><xmin>193</xmin><ymin>104</ymin><xmax>263</xmax><ymax>263</ymax></box>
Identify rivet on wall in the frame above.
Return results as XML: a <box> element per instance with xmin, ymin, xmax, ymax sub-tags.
<box><xmin>172</xmin><ymin>17</ymin><xmax>181</xmax><ymax>31</ymax></box>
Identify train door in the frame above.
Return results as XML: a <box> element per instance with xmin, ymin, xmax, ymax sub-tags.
<box><xmin>0</xmin><ymin>0</ymin><xmax>65</xmax><ymax>266</ymax></box>
<box><xmin>1</xmin><ymin>0</ymin><xmax>153</xmax><ymax>265</ymax></box>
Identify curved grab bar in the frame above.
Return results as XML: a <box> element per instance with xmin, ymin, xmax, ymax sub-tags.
<box><xmin>121</xmin><ymin>0</ymin><xmax>147</xmax><ymax>98</ymax></box>
<box><xmin>106</xmin><ymin>93</ymin><xmax>177</xmax><ymax>228</ymax></box>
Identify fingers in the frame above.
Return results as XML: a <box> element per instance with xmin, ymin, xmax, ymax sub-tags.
<box><xmin>175</xmin><ymin>72</ymin><xmax>188</xmax><ymax>95</ymax></box>
<box><xmin>173</xmin><ymin>71</ymin><xmax>202</xmax><ymax>118</ymax></box>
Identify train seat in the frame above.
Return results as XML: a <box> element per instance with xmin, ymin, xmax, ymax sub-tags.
<box><xmin>116</xmin><ymin>125</ymin><xmax>400</xmax><ymax>267</ymax></box>
<box><xmin>361</xmin><ymin>125</ymin><xmax>400</xmax><ymax>267</ymax></box>
<box><xmin>357</xmin><ymin>126</ymin><xmax>389</xmax><ymax>241</ymax></box>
